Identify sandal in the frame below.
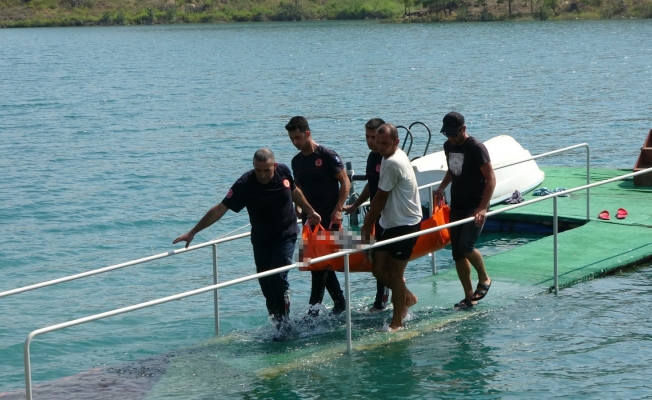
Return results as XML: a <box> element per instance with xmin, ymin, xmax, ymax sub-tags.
<box><xmin>471</xmin><ymin>281</ymin><xmax>492</xmax><ymax>301</ymax></box>
<box><xmin>533</xmin><ymin>187</ymin><xmax>553</xmax><ymax>196</ymax></box>
<box><xmin>616</xmin><ymin>208</ymin><xmax>628</xmax><ymax>219</ymax></box>
<box><xmin>454</xmin><ymin>298</ymin><xmax>474</xmax><ymax>310</ymax></box>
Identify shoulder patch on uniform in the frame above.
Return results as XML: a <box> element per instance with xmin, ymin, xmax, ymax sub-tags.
<box><xmin>283</xmin><ymin>179</ymin><xmax>290</xmax><ymax>188</ymax></box>
<box><xmin>226</xmin><ymin>189</ymin><xmax>233</xmax><ymax>198</ymax></box>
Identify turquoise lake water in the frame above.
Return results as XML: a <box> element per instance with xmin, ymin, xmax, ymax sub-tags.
<box><xmin>1</xmin><ymin>20</ymin><xmax>651</xmax><ymax>398</ymax></box>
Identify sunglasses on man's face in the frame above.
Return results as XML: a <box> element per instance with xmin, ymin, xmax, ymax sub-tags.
<box><xmin>442</xmin><ymin>127</ymin><xmax>461</xmax><ymax>138</ymax></box>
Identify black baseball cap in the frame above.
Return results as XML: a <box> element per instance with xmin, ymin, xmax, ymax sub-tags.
<box><xmin>440</xmin><ymin>112</ymin><xmax>465</xmax><ymax>136</ymax></box>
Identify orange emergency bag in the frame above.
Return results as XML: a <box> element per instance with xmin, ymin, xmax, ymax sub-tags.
<box><xmin>298</xmin><ymin>224</ymin><xmax>372</xmax><ymax>272</ymax></box>
<box><xmin>298</xmin><ymin>202</ymin><xmax>450</xmax><ymax>272</ymax></box>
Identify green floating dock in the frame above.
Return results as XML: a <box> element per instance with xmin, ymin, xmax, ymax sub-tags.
<box><xmin>412</xmin><ymin>167</ymin><xmax>652</xmax><ymax>311</ymax></box>
<box><xmin>488</xmin><ymin>166</ymin><xmax>652</xmax><ymax>286</ymax></box>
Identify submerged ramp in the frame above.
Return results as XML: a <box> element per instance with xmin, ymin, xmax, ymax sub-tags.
<box><xmin>146</xmin><ymin>167</ymin><xmax>652</xmax><ymax>393</ymax></box>
<box><xmin>145</xmin><ymin>167</ymin><xmax>651</xmax><ymax>393</ymax></box>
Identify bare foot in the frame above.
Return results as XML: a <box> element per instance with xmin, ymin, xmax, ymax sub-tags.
<box><xmin>369</xmin><ymin>306</ymin><xmax>384</xmax><ymax>313</ymax></box>
<box><xmin>401</xmin><ymin>293</ymin><xmax>418</xmax><ymax>319</ymax></box>
<box><xmin>389</xmin><ymin>321</ymin><xmax>403</xmax><ymax>331</ymax></box>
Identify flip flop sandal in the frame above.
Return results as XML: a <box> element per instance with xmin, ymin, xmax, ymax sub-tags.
<box><xmin>553</xmin><ymin>188</ymin><xmax>570</xmax><ymax>197</ymax></box>
<box><xmin>454</xmin><ymin>298</ymin><xmax>474</xmax><ymax>310</ymax></box>
<box><xmin>471</xmin><ymin>281</ymin><xmax>492</xmax><ymax>301</ymax></box>
<box><xmin>616</xmin><ymin>208</ymin><xmax>628</xmax><ymax>219</ymax></box>
<box><xmin>598</xmin><ymin>210</ymin><xmax>610</xmax><ymax>220</ymax></box>
<box><xmin>533</xmin><ymin>187</ymin><xmax>553</xmax><ymax>196</ymax></box>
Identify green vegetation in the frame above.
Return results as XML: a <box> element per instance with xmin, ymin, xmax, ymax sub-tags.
<box><xmin>1</xmin><ymin>0</ymin><xmax>650</xmax><ymax>27</ymax></box>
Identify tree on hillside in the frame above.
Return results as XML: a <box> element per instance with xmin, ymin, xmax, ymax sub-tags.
<box><xmin>404</xmin><ymin>0</ymin><xmax>414</xmax><ymax>14</ymax></box>
<box><xmin>422</xmin><ymin>0</ymin><xmax>457</xmax><ymax>15</ymax></box>
<box><xmin>497</xmin><ymin>0</ymin><xmax>514</xmax><ymax>16</ymax></box>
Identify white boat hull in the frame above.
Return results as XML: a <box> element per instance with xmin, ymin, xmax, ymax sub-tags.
<box><xmin>411</xmin><ymin>135</ymin><xmax>545</xmax><ymax>208</ymax></box>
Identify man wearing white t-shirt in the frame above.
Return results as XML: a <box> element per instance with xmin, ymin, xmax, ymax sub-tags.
<box><xmin>361</xmin><ymin>123</ymin><xmax>422</xmax><ymax>330</ymax></box>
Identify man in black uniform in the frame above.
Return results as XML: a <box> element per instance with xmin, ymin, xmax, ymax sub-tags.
<box><xmin>434</xmin><ymin>112</ymin><xmax>496</xmax><ymax>311</ymax></box>
<box><xmin>173</xmin><ymin>148</ymin><xmax>320</xmax><ymax>334</ymax></box>
<box><xmin>286</xmin><ymin>116</ymin><xmax>349</xmax><ymax>316</ymax></box>
<box><xmin>343</xmin><ymin>117</ymin><xmax>389</xmax><ymax>312</ymax></box>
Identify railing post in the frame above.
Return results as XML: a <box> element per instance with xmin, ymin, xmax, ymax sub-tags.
<box><xmin>429</xmin><ymin>186</ymin><xmax>437</xmax><ymax>275</ymax></box>
<box><xmin>212</xmin><ymin>244</ymin><xmax>219</xmax><ymax>335</ymax></box>
<box><xmin>346</xmin><ymin>162</ymin><xmax>359</xmax><ymax>226</ymax></box>
<box><xmin>553</xmin><ymin>197</ymin><xmax>559</xmax><ymax>295</ymax></box>
<box><xmin>586</xmin><ymin>145</ymin><xmax>591</xmax><ymax>221</ymax></box>
<box><xmin>24</xmin><ymin>336</ymin><xmax>33</xmax><ymax>400</ymax></box>
<box><xmin>344</xmin><ymin>254</ymin><xmax>352</xmax><ymax>353</ymax></box>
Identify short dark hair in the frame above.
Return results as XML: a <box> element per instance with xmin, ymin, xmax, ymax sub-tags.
<box><xmin>253</xmin><ymin>148</ymin><xmax>275</xmax><ymax>163</ymax></box>
<box><xmin>377</xmin><ymin>123</ymin><xmax>398</xmax><ymax>141</ymax></box>
<box><xmin>365</xmin><ymin>118</ymin><xmax>385</xmax><ymax>130</ymax></box>
<box><xmin>285</xmin><ymin>116</ymin><xmax>310</xmax><ymax>133</ymax></box>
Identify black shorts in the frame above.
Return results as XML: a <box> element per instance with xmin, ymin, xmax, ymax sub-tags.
<box><xmin>374</xmin><ymin>222</ymin><xmax>420</xmax><ymax>261</ymax></box>
<box><xmin>450</xmin><ymin>207</ymin><xmax>484</xmax><ymax>261</ymax></box>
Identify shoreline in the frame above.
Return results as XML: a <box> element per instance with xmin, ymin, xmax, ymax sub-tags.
<box><xmin>2</xmin><ymin>0</ymin><xmax>651</xmax><ymax>28</ymax></box>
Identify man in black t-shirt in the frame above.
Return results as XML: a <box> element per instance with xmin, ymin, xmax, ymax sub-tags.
<box><xmin>286</xmin><ymin>116</ymin><xmax>350</xmax><ymax>316</ymax></box>
<box><xmin>343</xmin><ymin>118</ymin><xmax>389</xmax><ymax>312</ymax></box>
<box><xmin>434</xmin><ymin>112</ymin><xmax>496</xmax><ymax>311</ymax></box>
<box><xmin>173</xmin><ymin>149</ymin><xmax>321</xmax><ymax>336</ymax></box>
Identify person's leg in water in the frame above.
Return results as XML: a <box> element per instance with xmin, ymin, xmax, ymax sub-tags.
<box><xmin>308</xmin><ymin>269</ymin><xmax>346</xmax><ymax>315</ymax></box>
<box><xmin>325</xmin><ymin>270</ymin><xmax>346</xmax><ymax>314</ymax></box>
<box><xmin>466</xmin><ymin>248</ymin><xmax>491</xmax><ymax>298</ymax></box>
<box><xmin>253</xmin><ymin>238</ymin><xmax>295</xmax><ymax>324</ymax></box>
<box><xmin>308</xmin><ymin>270</ymin><xmax>327</xmax><ymax>316</ymax></box>
<box><xmin>370</xmin><ymin>279</ymin><xmax>389</xmax><ymax>312</ymax></box>
<box><xmin>324</xmin><ymin>223</ymin><xmax>346</xmax><ymax>314</ymax></box>
<box><xmin>452</xmin><ymin>210</ymin><xmax>490</xmax><ymax>304</ymax></box>
<box><xmin>307</xmin><ymin>223</ymin><xmax>346</xmax><ymax>316</ymax></box>
<box><xmin>372</xmin><ymin>251</ymin><xmax>416</xmax><ymax>329</ymax></box>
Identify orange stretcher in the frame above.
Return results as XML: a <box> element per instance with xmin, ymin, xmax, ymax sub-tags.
<box><xmin>299</xmin><ymin>204</ymin><xmax>450</xmax><ymax>272</ymax></box>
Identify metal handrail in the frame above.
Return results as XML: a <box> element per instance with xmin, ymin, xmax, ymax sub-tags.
<box><xmin>408</xmin><ymin>121</ymin><xmax>432</xmax><ymax>157</ymax></box>
<box><xmin>1</xmin><ymin>144</ymin><xmax>590</xmax><ymax>302</ymax></box>
<box><xmin>0</xmin><ymin>232</ymin><xmax>251</xmax><ymax>299</ymax></box>
<box><xmin>22</xmin><ymin>165</ymin><xmax>652</xmax><ymax>399</ymax></box>
<box><xmin>396</xmin><ymin>125</ymin><xmax>414</xmax><ymax>155</ymax></box>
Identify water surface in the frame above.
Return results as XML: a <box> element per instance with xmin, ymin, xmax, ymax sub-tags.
<box><xmin>1</xmin><ymin>20</ymin><xmax>651</xmax><ymax>397</ymax></box>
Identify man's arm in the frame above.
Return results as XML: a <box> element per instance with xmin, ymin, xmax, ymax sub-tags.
<box><xmin>293</xmin><ymin>181</ymin><xmax>303</xmax><ymax>218</ymax></box>
<box><xmin>343</xmin><ymin>184</ymin><xmax>370</xmax><ymax>214</ymax></box>
<box><xmin>360</xmin><ymin>189</ymin><xmax>389</xmax><ymax>239</ymax></box>
<box><xmin>291</xmin><ymin>187</ymin><xmax>321</xmax><ymax>226</ymax></box>
<box><xmin>434</xmin><ymin>169</ymin><xmax>452</xmax><ymax>205</ymax></box>
<box><xmin>473</xmin><ymin>162</ymin><xmax>496</xmax><ymax>226</ymax></box>
<box><xmin>330</xmin><ymin>169</ymin><xmax>351</xmax><ymax>226</ymax></box>
<box><xmin>173</xmin><ymin>203</ymin><xmax>229</xmax><ymax>249</ymax></box>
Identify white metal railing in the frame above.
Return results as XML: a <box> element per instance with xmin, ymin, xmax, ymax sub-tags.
<box><xmin>21</xmin><ymin>165</ymin><xmax>652</xmax><ymax>400</ymax></box>
<box><xmin>0</xmin><ymin>232</ymin><xmax>251</xmax><ymax>300</ymax></box>
<box><xmin>1</xmin><ymin>143</ymin><xmax>589</xmax><ymax>303</ymax></box>
<box><xmin>381</xmin><ymin>142</ymin><xmax>589</xmax><ymax>274</ymax></box>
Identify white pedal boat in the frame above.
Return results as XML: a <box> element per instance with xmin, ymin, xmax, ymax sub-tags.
<box><xmin>411</xmin><ymin>135</ymin><xmax>545</xmax><ymax>207</ymax></box>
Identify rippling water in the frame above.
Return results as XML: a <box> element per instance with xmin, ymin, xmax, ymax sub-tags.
<box><xmin>1</xmin><ymin>20</ymin><xmax>651</xmax><ymax>397</ymax></box>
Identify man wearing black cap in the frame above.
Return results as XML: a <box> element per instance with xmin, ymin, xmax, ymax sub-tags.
<box><xmin>434</xmin><ymin>112</ymin><xmax>496</xmax><ymax>310</ymax></box>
